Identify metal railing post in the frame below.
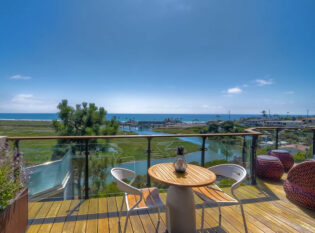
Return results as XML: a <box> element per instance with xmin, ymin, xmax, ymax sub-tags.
<box><xmin>84</xmin><ymin>139</ymin><xmax>89</xmax><ymax>199</ymax></box>
<box><xmin>200</xmin><ymin>136</ymin><xmax>207</xmax><ymax>167</ymax></box>
<box><xmin>313</xmin><ymin>130</ymin><xmax>315</xmax><ymax>156</ymax></box>
<box><xmin>147</xmin><ymin>137</ymin><xmax>152</xmax><ymax>187</ymax></box>
<box><xmin>242</xmin><ymin>136</ymin><xmax>247</xmax><ymax>168</ymax></box>
<box><xmin>275</xmin><ymin>128</ymin><xmax>279</xmax><ymax>149</ymax></box>
<box><xmin>13</xmin><ymin>140</ymin><xmax>20</xmax><ymax>181</ymax></box>
<box><xmin>250</xmin><ymin>135</ymin><xmax>258</xmax><ymax>185</ymax></box>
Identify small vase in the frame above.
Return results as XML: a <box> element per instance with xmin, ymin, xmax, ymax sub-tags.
<box><xmin>174</xmin><ymin>146</ymin><xmax>187</xmax><ymax>173</ymax></box>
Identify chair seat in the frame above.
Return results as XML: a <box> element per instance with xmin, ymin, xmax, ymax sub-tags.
<box><xmin>193</xmin><ymin>185</ymin><xmax>237</xmax><ymax>203</ymax></box>
<box><xmin>126</xmin><ymin>187</ymin><xmax>164</xmax><ymax>211</ymax></box>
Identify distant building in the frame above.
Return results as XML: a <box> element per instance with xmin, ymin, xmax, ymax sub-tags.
<box><xmin>243</xmin><ymin>118</ymin><xmax>265</xmax><ymax>126</ymax></box>
<box><xmin>243</xmin><ymin>118</ymin><xmax>303</xmax><ymax>127</ymax></box>
<box><xmin>299</xmin><ymin>117</ymin><xmax>315</xmax><ymax>124</ymax></box>
<box><xmin>264</xmin><ymin>120</ymin><xmax>303</xmax><ymax>127</ymax></box>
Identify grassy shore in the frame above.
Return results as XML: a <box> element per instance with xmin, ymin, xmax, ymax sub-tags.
<box><xmin>0</xmin><ymin>120</ymin><xmax>200</xmax><ymax>165</ymax></box>
<box><xmin>152</xmin><ymin>126</ymin><xmax>208</xmax><ymax>134</ymax></box>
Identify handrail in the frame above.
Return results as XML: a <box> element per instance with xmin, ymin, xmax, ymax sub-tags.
<box><xmin>6</xmin><ymin>132</ymin><xmax>262</xmax><ymax>141</ymax></box>
<box><xmin>8</xmin><ymin>126</ymin><xmax>315</xmax><ymax>141</ymax></box>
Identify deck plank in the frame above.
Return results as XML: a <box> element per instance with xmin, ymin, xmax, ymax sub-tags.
<box><xmin>49</xmin><ymin>200</ymin><xmax>72</xmax><ymax>233</ymax></box>
<box><xmin>107</xmin><ymin>196</ymin><xmax>122</xmax><ymax>233</ymax></box>
<box><xmin>38</xmin><ymin>200</ymin><xmax>63</xmax><ymax>233</ymax></box>
<box><xmin>114</xmin><ymin>195</ymin><xmax>135</xmax><ymax>233</ymax></box>
<box><xmin>61</xmin><ymin>200</ymin><xmax>82</xmax><ymax>233</ymax></box>
<box><xmin>27</xmin><ymin>178</ymin><xmax>315</xmax><ymax>233</ymax></box>
<box><xmin>86</xmin><ymin>198</ymin><xmax>99</xmax><ymax>233</ymax></box>
<box><xmin>73</xmin><ymin>200</ymin><xmax>89</xmax><ymax>233</ymax></box>
<box><xmin>97</xmin><ymin>197</ymin><xmax>110</xmax><ymax>233</ymax></box>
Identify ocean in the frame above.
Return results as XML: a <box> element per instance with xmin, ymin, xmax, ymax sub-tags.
<box><xmin>0</xmin><ymin>113</ymin><xmax>262</xmax><ymax>122</ymax></box>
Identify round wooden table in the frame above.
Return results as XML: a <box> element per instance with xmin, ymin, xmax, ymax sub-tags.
<box><xmin>148</xmin><ymin>163</ymin><xmax>216</xmax><ymax>233</ymax></box>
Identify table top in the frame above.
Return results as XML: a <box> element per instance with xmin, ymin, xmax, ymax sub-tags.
<box><xmin>148</xmin><ymin>163</ymin><xmax>216</xmax><ymax>187</ymax></box>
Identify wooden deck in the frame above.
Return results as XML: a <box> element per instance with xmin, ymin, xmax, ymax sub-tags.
<box><xmin>27</xmin><ymin>177</ymin><xmax>315</xmax><ymax>233</ymax></box>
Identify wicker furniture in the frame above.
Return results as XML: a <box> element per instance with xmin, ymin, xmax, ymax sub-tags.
<box><xmin>148</xmin><ymin>163</ymin><xmax>216</xmax><ymax>233</ymax></box>
<box><xmin>256</xmin><ymin>155</ymin><xmax>284</xmax><ymax>180</ymax></box>
<box><xmin>269</xmin><ymin>149</ymin><xmax>294</xmax><ymax>172</ymax></box>
<box><xmin>111</xmin><ymin>168</ymin><xmax>164</xmax><ymax>233</ymax></box>
<box><xmin>284</xmin><ymin>161</ymin><xmax>315</xmax><ymax>210</ymax></box>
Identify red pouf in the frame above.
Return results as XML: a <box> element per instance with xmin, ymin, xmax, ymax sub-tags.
<box><xmin>283</xmin><ymin>161</ymin><xmax>315</xmax><ymax>210</ymax></box>
<box><xmin>256</xmin><ymin>155</ymin><xmax>284</xmax><ymax>180</ymax></box>
<box><xmin>269</xmin><ymin>149</ymin><xmax>294</xmax><ymax>172</ymax></box>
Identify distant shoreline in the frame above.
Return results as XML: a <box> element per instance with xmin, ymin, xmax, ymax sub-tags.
<box><xmin>0</xmin><ymin>113</ymin><xmax>308</xmax><ymax>122</ymax></box>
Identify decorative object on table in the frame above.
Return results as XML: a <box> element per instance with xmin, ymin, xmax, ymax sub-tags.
<box><xmin>283</xmin><ymin>161</ymin><xmax>315</xmax><ymax>210</ymax></box>
<box><xmin>0</xmin><ymin>137</ymin><xmax>28</xmax><ymax>233</ymax></box>
<box><xmin>269</xmin><ymin>149</ymin><xmax>294</xmax><ymax>172</ymax></box>
<box><xmin>192</xmin><ymin>164</ymin><xmax>248</xmax><ymax>233</ymax></box>
<box><xmin>111</xmin><ymin>168</ymin><xmax>164</xmax><ymax>233</ymax></box>
<box><xmin>256</xmin><ymin>155</ymin><xmax>284</xmax><ymax>180</ymax></box>
<box><xmin>173</xmin><ymin>146</ymin><xmax>187</xmax><ymax>173</ymax></box>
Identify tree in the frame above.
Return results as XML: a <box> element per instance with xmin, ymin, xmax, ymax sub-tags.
<box><xmin>52</xmin><ymin>100</ymin><xmax>119</xmax><ymax>198</ymax></box>
<box><xmin>52</xmin><ymin>100</ymin><xmax>118</xmax><ymax>147</ymax></box>
<box><xmin>222</xmin><ymin>121</ymin><xmax>234</xmax><ymax>132</ymax></box>
<box><xmin>261</xmin><ymin>110</ymin><xmax>267</xmax><ymax>118</ymax></box>
<box><xmin>208</xmin><ymin>123</ymin><xmax>219</xmax><ymax>133</ymax></box>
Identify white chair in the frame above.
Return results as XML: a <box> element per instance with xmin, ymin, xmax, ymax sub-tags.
<box><xmin>111</xmin><ymin>168</ymin><xmax>164</xmax><ymax>233</ymax></box>
<box><xmin>192</xmin><ymin>164</ymin><xmax>248</xmax><ymax>233</ymax></box>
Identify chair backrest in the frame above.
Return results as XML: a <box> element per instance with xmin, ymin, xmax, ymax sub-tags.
<box><xmin>208</xmin><ymin>164</ymin><xmax>247</xmax><ymax>192</ymax></box>
<box><xmin>111</xmin><ymin>168</ymin><xmax>142</xmax><ymax>196</ymax></box>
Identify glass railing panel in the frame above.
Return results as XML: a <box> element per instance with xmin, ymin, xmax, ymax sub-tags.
<box><xmin>21</xmin><ymin>146</ymin><xmax>76</xmax><ymax>201</ymax></box>
<box><xmin>205</xmin><ymin>136</ymin><xmax>243</xmax><ymax>167</ymax></box>
<box><xmin>278</xmin><ymin>129</ymin><xmax>314</xmax><ymax>162</ymax></box>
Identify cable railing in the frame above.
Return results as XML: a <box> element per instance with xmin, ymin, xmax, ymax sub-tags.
<box><xmin>4</xmin><ymin>126</ymin><xmax>315</xmax><ymax>200</ymax></box>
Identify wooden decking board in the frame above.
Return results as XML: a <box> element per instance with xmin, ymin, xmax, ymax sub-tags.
<box><xmin>27</xmin><ymin>178</ymin><xmax>315</xmax><ymax>233</ymax></box>
<box><xmin>97</xmin><ymin>197</ymin><xmax>109</xmax><ymax>233</ymax></box>
<box><xmin>49</xmin><ymin>200</ymin><xmax>72</xmax><ymax>233</ymax></box>
<box><xmin>106</xmin><ymin>196</ymin><xmax>122</xmax><ymax>233</ymax></box>
<box><xmin>114</xmin><ymin>196</ymin><xmax>134</xmax><ymax>233</ymax></box>
<box><xmin>73</xmin><ymin>200</ymin><xmax>89</xmax><ymax>233</ymax></box>
<box><xmin>86</xmin><ymin>198</ymin><xmax>99</xmax><ymax>233</ymax></box>
<box><xmin>237</xmin><ymin>189</ymin><xmax>302</xmax><ymax>233</ymax></box>
<box><xmin>38</xmin><ymin>201</ymin><xmax>63</xmax><ymax>233</ymax></box>
<box><xmin>61</xmin><ymin>200</ymin><xmax>82</xmax><ymax>233</ymax></box>
<box><xmin>238</xmin><ymin>185</ymin><xmax>314</xmax><ymax>232</ymax></box>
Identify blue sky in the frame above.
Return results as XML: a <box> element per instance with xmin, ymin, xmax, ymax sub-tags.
<box><xmin>0</xmin><ymin>0</ymin><xmax>314</xmax><ymax>114</ymax></box>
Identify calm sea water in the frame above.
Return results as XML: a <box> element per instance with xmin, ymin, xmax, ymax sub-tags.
<box><xmin>0</xmin><ymin>113</ymin><xmax>262</xmax><ymax>122</ymax></box>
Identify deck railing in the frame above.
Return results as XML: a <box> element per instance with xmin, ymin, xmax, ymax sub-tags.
<box><xmin>5</xmin><ymin>126</ymin><xmax>315</xmax><ymax>200</ymax></box>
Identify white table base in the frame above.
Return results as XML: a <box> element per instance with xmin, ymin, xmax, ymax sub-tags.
<box><xmin>166</xmin><ymin>185</ymin><xmax>196</xmax><ymax>233</ymax></box>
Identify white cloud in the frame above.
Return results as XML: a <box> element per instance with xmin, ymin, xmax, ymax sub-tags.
<box><xmin>12</xmin><ymin>94</ymin><xmax>34</xmax><ymax>102</ymax></box>
<box><xmin>0</xmin><ymin>94</ymin><xmax>57</xmax><ymax>113</ymax></box>
<box><xmin>243</xmin><ymin>84</ymin><xmax>249</xmax><ymax>88</ymax></box>
<box><xmin>285</xmin><ymin>91</ymin><xmax>295</xmax><ymax>95</ymax></box>
<box><xmin>9</xmin><ymin>74</ymin><xmax>32</xmax><ymax>80</ymax></box>
<box><xmin>255</xmin><ymin>79</ymin><xmax>273</xmax><ymax>86</ymax></box>
<box><xmin>225</xmin><ymin>87</ymin><xmax>242</xmax><ymax>94</ymax></box>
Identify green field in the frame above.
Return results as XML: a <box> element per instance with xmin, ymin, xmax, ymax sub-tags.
<box><xmin>0</xmin><ymin>120</ymin><xmax>200</xmax><ymax>165</ymax></box>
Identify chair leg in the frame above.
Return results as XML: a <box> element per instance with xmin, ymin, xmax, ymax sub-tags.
<box><xmin>201</xmin><ymin>202</ymin><xmax>205</xmax><ymax>232</ymax></box>
<box><xmin>123</xmin><ymin>211</ymin><xmax>130</xmax><ymax>233</ymax></box>
<box><xmin>119</xmin><ymin>197</ymin><xmax>125</xmax><ymax>222</ymax></box>
<box><xmin>217</xmin><ymin>203</ymin><xmax>222</xmax><ymax>226</ymax></box>
<box><xmin>239</xmin><ymin>203</ymin><xmax>248</xmax><ymax>233</ymax></box>
<box><xmin>157</xmin><ymin>207</ymin><xmax>161</xmax><ymax>223</ymax></box>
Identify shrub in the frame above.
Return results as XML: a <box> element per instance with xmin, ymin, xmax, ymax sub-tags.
<box><xmin>0</xmin><ymin>140</ymin><xmax>26</xmax><ymax>212</ymax></box>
